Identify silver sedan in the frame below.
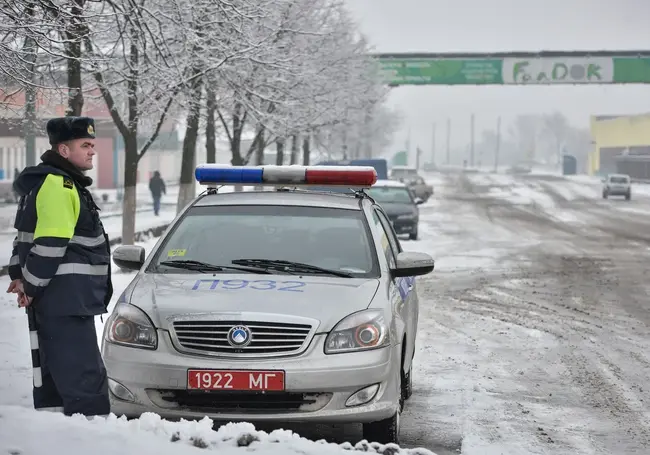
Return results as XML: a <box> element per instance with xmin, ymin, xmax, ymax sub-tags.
<box><xmin>102</xmin><ymin>183</ymin><xmax>435</xmax><ymax>444</ymax></box>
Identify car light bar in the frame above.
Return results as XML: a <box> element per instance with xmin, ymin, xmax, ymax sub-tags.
<box><xmin>194</xmin><ymin>164</ymin><xmax>378</xmax><ymax>188</ymax></box>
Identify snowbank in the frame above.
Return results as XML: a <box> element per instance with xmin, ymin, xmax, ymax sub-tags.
<box><xmin>0</xmin><ymin>405</ymin><xmax>436</xmax><ymax>455</ymax></box>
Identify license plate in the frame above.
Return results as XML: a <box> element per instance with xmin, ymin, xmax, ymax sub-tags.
<box><xmin>187</xmin><ymin>369</ymin><xmax>285</xmax><ymax>391</ymax></box>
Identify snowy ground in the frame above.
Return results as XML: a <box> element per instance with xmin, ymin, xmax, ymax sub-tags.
<box><xmin>2</xmin><ymin>171</ymin><xmax>650</xmax><ymax>454</ymax></box>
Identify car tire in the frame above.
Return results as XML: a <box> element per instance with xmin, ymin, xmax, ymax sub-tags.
<box><xmin>362</xmin><ymin>358</ymin><xmax>403</xmax><ymax>444</ymax></box>
<box><xmin>402</xmin><ymin>365</ymin><xmax>413</xmax><ymax>401</ymax></box>
<box><xmin>602</xmin><ymin>192</ymin><xmax>608</xmax><ymax>199</ymax></box>
<box><xmin>626</xmin><ymin>192</ymin><xmax>631</xmax><ymax>200</ymax></box>
<box><xmin>362</xmin><ymin>411</ymin><xmax>400</xmax><ymax>445</ymax></box>
<box><xmin>409</xmin><ymin>229</ymin><xmax>418</xmax><ymax>240</ymax></box>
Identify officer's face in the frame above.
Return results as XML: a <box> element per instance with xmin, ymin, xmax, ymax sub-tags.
<box><xmin>59</xmin><ymin>139</ymin><xmax>96</xmax><ymax>171</ymax></box>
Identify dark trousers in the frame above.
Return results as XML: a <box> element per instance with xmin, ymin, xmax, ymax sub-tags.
<box><xmin>33</xmin><ymin>313</ymin><xmax>110</xmax><ymax>416</ymax></box>
<box><xmin>152</xmin><ymin>196</ymin><xmax>161</xmax><ymax>215</ymax></box>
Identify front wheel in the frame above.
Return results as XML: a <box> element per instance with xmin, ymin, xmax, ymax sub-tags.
<box><xmin>362</xmin><ymin>411</ymin><xmax>400</xmax><ymax>444</ymax></box>
<box><xmin>402</xmin><ymin>365</ymin><xmax>413</xmax><ymax>400</ymax></box>
<box><xmin>602</xmin><ymin>192</ymin><xmax>608</xmax><ymax>199</ymax></box>
<box><xmin>409</xmin><ymin>228</ymin><xmax>418</xmax><ymax>240</ymax></box>
<box><xmin>625</xmin><ymin>192</ymin><xmax>631</xmax><ymax>200</ymax></box>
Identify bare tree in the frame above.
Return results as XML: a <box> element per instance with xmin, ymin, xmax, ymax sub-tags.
<box><xmin>509</xmin><ymin>114</ymin><xmax>541</xmax><ymax>164</ymax></box>
<box><xmin>81</xmin><ymin>0</ymin><xmax>188</xmax><ymax>244</ymax></box>
<box><xmin>543</xmin><ymin>111</ymin><xmax>571</xmax><ymax>166</ymax></box>
<box><xmin>210</xmin><ymin>0</ymin><xmax>393</xmax><ymax>168</ymax></box>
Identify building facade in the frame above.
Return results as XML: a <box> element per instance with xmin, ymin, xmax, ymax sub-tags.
<box><xmin>0</xmin><ymin>86</ymin><xmax>181</xmax><ymax>189</ymax></box>
<box><xmin>589</xmin><ymin>113</ymin><xmax>650</xmax><ymax>179</ymax></box>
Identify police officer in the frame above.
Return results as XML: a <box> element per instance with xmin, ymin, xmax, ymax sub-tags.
<box><xmin>6</xmin><ymin>116</ymin><xmax>113</xmax><ymax>416</ymax></box>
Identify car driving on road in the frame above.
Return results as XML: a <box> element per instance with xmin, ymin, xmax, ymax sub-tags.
<box><xmin>367</xmin><ymin>180</ymin><xmax>423</xmax><ymax>240</ymax></box>
<box><xmin>102</xmin><ymin>164</ymin><xmax>435</xmax><ymax>444</ymax></box>
<box><xmin>602</xmin><ymin>173</ymin><xmax>631</xmax><ymax>200</ymax></box>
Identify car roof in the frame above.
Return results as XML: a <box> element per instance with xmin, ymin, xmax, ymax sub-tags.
<box><xmin>390</xmin><ymin>166</ymin><xmax>417</xmax><ymax>171</ymax></box>
<box><xmin>192</xmin><ymin>189</ymin><xmax>364</xmax><ymax>210</ymax></box>
<box><xmin>371</xmin><ymin>179</ymin><xmax>409</xmax><ymax>188</ymax></box>
<box><xmin>607</xmin><ymin>173</ymin><xmax>629</xmax><ymax>178</ymax></box>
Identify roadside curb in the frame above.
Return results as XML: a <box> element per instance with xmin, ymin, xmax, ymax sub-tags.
<box><xmin>0</xmin><ymin>223</ymin><xmax>171</xmax><ymax>278</ymax></box>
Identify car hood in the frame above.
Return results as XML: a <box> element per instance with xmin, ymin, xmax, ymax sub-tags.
<box><xmin>378</xmin><ymin>202</ymin><xmax>417</xmax><ymax>216</ymax></box>
<box><xmin>126</xmin><ymin>273</ymin><xmax>381</xmax><ymax>333</ymax></box>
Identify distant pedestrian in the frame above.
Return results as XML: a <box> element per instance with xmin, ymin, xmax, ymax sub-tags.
<box><xmin>149</xmin><ymin>170</ymin><xmax>166</xmax><ymax>216</ymax></box>
<box><xmin>13</xmin><ymin>167</ymin><xmax>20</xmax><ymax>202</ymax></box>
<box><xmin>7</xmin><ymin>116</ymin><xmax>112</xmax><ymax>417</ymax></box>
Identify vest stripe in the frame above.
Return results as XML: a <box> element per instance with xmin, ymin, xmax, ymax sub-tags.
<box><xmin>17</xmin><ymin>230</ymin><xmax>106</xmax><ymax>248</ymax></box>
<box><xmin>23</xmin><ymin>263</ymin><xmax>109</xmax><ymax>287</ymax></box>
<box><xmin>32</xmin><ymin>244</ymin><xmax>67</xmax><ymax>258</ymax></box>
<box><xmin>57</xmin><ymin>263</ymin><xmax>108</xmax><ymax>275</ymax></box>
<box><xmin>22</xmin><ymin>266</ymin><xmax>51</xmax><ymax>288</ymax></box>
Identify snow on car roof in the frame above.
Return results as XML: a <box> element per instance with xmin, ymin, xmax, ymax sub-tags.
<box><xmin>194</xmin><ymin>189</ymin><xmax>364</xmax><ymax>210</ymax></box>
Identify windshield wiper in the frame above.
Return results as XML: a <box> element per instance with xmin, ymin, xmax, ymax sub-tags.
<box><xmin>158</xmin><ymin>259</ymin><xmax>272</xmax><ymax>274</ymax></box>
<box><xmin>231</xmin><ymin>258</ymin><xmax>354</xmax><ymax>278</ymax></box>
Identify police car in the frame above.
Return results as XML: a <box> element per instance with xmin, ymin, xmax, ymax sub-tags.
<box><xmin>102</xmin><ymin>164</ymin><xmax>435</xmax><ymax>444</ymax></box>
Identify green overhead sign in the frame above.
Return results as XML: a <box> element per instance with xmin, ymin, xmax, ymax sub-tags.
<box><xmin>379</xmin><ymin>59</ymin><xmax>502</xmax><ymax>85</ymax></box>
<box><xmin>377</xmin><ymin>56</ymin><xmax>650</xmax><ymax>86</ymax></box>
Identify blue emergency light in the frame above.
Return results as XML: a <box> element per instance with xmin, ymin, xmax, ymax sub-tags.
<box><xmin>194</xmin><ymin>164</ymin><xmax>378</xmax><ymax>188</ymax></box>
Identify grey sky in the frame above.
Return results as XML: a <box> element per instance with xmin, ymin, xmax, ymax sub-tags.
<box><xmin>345</xmin><ymin>0</ymin><xmax>650</xmax><ymax>160</ymax></box>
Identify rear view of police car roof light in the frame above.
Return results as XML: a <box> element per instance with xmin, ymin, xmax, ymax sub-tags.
<box><xmin>195</xmin><ymin>164</ymin><xmax>263</xmax><ymax>185</ymax></box>
<box><xmin>305</xmin><ymin>165</ymin><xmax>377</xmax><ymax>186</ymax></box>
<box><xmin>261</xmin><ymin>165</ymin><xmax>308</xmax><ymax>184</ymax></box>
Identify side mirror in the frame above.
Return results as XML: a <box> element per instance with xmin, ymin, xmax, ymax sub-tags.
<box><xmin>113</xmin><ymin>245</ymin><xmax>145</xmax><ymax>271</ymax></box>
<box><xmin>390</xmin><ymin>251</ymin><xmax>435</xmax><ymax>278</ymax></box>
<box><xmin>414</xmin><ymin>197</ymin><xmax>424</xmax><ymax>205</ymax></box>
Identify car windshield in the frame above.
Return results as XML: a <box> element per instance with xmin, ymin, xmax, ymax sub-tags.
<box><xmin>149</xmin><ymin>205</ymin><xmax>379</xmax><ymax>277</ymax></box>
<box><xmin>367</xmin><ymin>186</ymin><xmax>414</xmax><ymax>203</ymax></box>
<box><xmin>609</xmin><ymin>176</ymin><xmax>629</xmax><ymax>183</ymax></box>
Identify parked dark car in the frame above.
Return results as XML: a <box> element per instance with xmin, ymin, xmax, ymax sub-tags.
<box><xmin>367</xmin><ymin>179</ymin><xmax>423</xmax><ymax>240</ymax></box>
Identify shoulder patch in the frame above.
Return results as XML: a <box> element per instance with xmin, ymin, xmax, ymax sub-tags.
<box><xmin>62</xmin><ymin>177</ymin><xmax>74</xmax><ymax>189</ymax></box>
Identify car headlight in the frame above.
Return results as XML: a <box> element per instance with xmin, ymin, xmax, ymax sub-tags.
<box><xmin>324</xmin><ymin>309</ymin><xmax>389</xmax><ymax>354</ymax></box>
<box><xmin>105</xmin><ymin>303</ymin><xmax>158</xmax><ymax>349</ymax></box>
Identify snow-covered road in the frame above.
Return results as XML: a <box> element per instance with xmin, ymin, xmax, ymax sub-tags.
<box><xmin>403</xmin><ymin>171</ymin><xmax>650</xmax><ymax>454</ymax></box>
<box><xmin>1</xmin><ymin>171</ymin><xmax>650</xmax><ymax>454</ymax></box>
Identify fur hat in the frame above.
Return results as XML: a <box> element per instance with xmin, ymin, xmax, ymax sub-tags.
<box><xmin>46</xmin><ymin>116</ymin><xmax>96</xmax><ymax>146</ymax></box>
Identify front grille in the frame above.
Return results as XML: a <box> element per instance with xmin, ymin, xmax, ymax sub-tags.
<box><xmin>171</xmin><ymin>320</ymin><xmax>313</xmax><ymax>356</ymax></box>
<box><xmin>151</xmin><ymin>389</ymin><xmax>331</xmax><ymax>413</ymax></box>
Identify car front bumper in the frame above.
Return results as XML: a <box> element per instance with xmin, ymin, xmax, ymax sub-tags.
<box><xmin>605</xmin><ymin>187</ymin><xmax>630</xmax><ymax>196</ymax></box>
<box><xmin>390</xmin><ymin>219</ymin><xmax>418</xmax><ymax>235</ymax></box>
<box><xmin>102</xmin><ymin>332</ymin><xmax>401</xmax><ymax>423</ymax></box>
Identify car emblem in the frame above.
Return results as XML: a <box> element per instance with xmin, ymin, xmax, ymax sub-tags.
<box><xmin>227</xmin><ymin>325</ymin><xmax>252</xmax><ymax>347</ymax></box>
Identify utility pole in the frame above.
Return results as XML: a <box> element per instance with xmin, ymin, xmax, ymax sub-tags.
<box><xmin>445</xmin><ymin>118</ymin><xmax>451</xmax><ymax>165</ymax></box>
<box><xmin>494</xmin><ymin>116</ymin><xmax>501</xmax><ymax>172</ymax></box>
<box><xmin>431</xmin><ymin>123</ymin><xmax>436</xmax><ymax>166</ymax></box>
<box><xmin>470</xmin><ymin>113</ymin><xmax>475</xmax><ymax>168</ymax></box>
<box><xmin>405</xmin><ymin>126</ymin><xmax>411</xmax><ymax>164</ymax></box>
